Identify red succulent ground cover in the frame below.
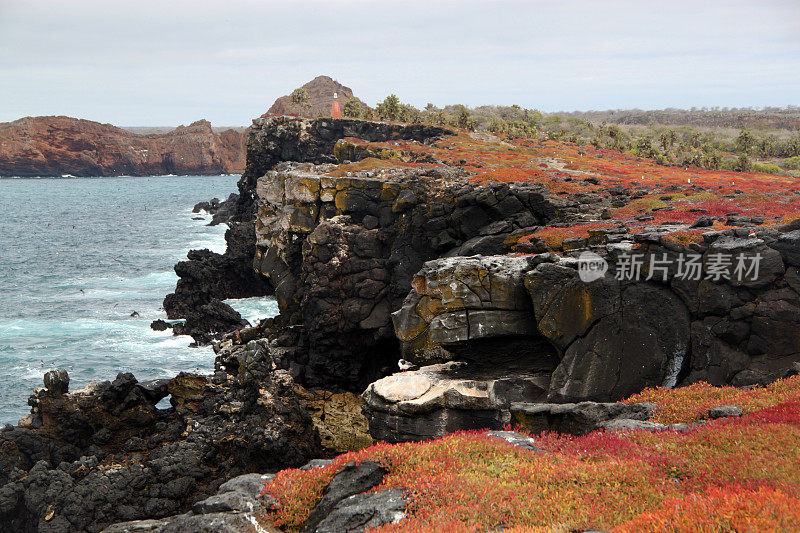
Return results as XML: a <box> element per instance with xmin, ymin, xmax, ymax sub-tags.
<box><xmin>349</xmin><ymin>129</ymin><xmax>800</xmax><ymax>250</ymax></box>
<box><xmin>260</xmin><ymin>375</ymin><xmax>800</xmax><ymax>532</ymax></box>
<box><xmin>325</xmin><ymin>157</ymin><xmax>432</xmax><ymax>177</ymax></box>
<box><xmin>517</xmin><ymin>223</ymin><xmax>618</xmax><ymax>249</ymax></box>
<box><xmin>626</xmin><ymin>374</ymin><xmax>800</xmax><ymax>424</ymax></box>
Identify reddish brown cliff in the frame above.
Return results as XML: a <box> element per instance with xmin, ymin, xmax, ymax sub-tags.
<box><xmin>0</xmin><ymin>116</ymin><xmax>246</xmax><ymax>177</ymax></box>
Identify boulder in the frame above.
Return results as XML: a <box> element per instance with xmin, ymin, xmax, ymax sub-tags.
<box><xmin>218</xmin><ymin>473</ymin><xmax>275</xmax><ymax>496</ymax></box>
<box><xmin>102</xmin><ymin>512</ymin><xmax>272</xmax><ymax>533</ymax></box>
<box><xmin>524</xmin><ymin>261</ymin><xmax>618</xmax><ymax>352</ymax></box>
<box><xmin>392</xmin><ymin>255</ymin><xmax>547</xmax><ymax>366</ymax></box>
<box><xmin>43</xmin><ymin>369</ymin><xmax>69</xmax><ymax>395</ymax></box>
<box><xmin>599</xmin><ymin>419</ymin><xmax>669</xmax><ymax>432</ymax></box>
<box><xmin>707</xmin><ymin>236</ymin><xmax>784</xmax><ymax>288</ymax></box>
<box><xmin>314</xmin><ymin>488</ymin><xmax>407</xmax><ymax>533</ymax></box>
<box><xmin>301</xmin><ymin>461</ymin><xmax>387</xmax><ymax>533</ymax></box>
<box><xmin>150</xmin><ymin>319</ymin><xmax>171</xmax><ymax>331</ymax></box>
<box><xmin>484</xmin><ymin>430</ymin><xmax>541</xmax><ymax>452</ymax></box>
<box><xmin>300</xmin><ymin>459</ymin><xmax>335</xmax><ymax>471</ymax></box>
<box><xmin>192</xmin><ymin>492</ymin><xmax>257</xmax><ymax>515</ymax></box>
<box><xmin>732</xmin><ymin>361</ymin><xmax>800</xmax><ymax>387</ymax></box>
<box><xmin>770</xmin><ymin>230</ymin><xmax>800</xmax><ymax>267</ymax></box>
<box><xmin>136</xmin><ymin>379</ymin><xmax>170</xmax><ymax>403</ymax></box>
<box><xmin>747</xmin><ymin>290</ymin><xmax>800</xmax><ymax>357</ymax></box>
<box><xmin>362</xmin><ymin>362</ymin><xmax>551</xmax><ymax>442</ymax></box>
<box><xmin>707</xmin><ymin>406</ymin><xmax>743</xmax><ymax>419</ymax></box>
<box><xmin>685</xmin><ymin>319</ymin><xmax>750</xmax><ymax>386</ymax></box>
<box><xmin>510</xmin><ymin>401</ymin><xmax>656</xmax><ymax>436</ymax></box>
<box><xmin>525</xmin><ymin>260</ymin><xmax>691</xmax><ymax>402</ymax></box>
<box><xmin>193</xmin><ymin>193</ymin><xmax>239</xmax><ymax>225</ymax></box>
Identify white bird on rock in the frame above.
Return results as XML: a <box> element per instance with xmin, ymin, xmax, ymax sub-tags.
<box><xmin>398</xmin><ymin>359</ymin><xmax>418</xmax><ymax>372</ymax></box>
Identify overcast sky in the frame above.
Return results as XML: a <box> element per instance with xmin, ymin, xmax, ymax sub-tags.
<box><xmin>1</xmin><ymin>0</ymin><xmax>799</xmax><ymax>126</ymax></box>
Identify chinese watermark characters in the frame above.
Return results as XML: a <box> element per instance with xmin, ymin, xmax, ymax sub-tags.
<box><xmin>578</xmin><ymin>252</ymin><xmax>762</xmax><ymax>283</ymax></box>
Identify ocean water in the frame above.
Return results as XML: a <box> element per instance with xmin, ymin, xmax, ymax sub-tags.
<box><xmin>0</xmin><ymin>175</ymin><xmax>278</xmax><ymax>425</ymax></box>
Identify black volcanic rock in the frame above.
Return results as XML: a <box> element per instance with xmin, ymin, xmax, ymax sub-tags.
<box><xmin>240</xmin><ymin>116</ymin><xmax>566</xmax><ymax>390</ymax></box>
<box><xmin>150</xmin><ymin>319</ymin><xmax>171</xmax><ymax>331</ymax></box>
<box><xmin>0</xmin><ymin>342</ymin><xmax>320</xmax><ymax>532</ymax></box>
<box><xmin>252</xmin><ymin>164</ymin><xmax>562</xmax><ymax>390</ymax></box>
<box><xmin>166</xmin><ymin>115</ymin><xmax>455</xmax><ymax>349</ymax></box>
<box><xmin>193</xmin><ymin>193</ymin><xmax>240</xmax><ymax>226</ymax></box>
<box><xmin>43</xmin><ymin>369</ymin><xmax>69</xmax><ymax>395</ymax></box>
<box><xmin>161</xmin><ymin>223</ymin><xmax>272</xmax><ymax>344</ymax></box>
<box><xmin>301</xmin><ymin>461</ymin><xmax>387</xmax><ymax>533</ymax></box>
<box><xmin>314</xmin><ymin>488</ymin><xmax>407</xmax><ymax>533</ymax></box>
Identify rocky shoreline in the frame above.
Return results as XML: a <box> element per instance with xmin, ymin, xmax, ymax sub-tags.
<box><xmin>2</xmin><ymin>115</ymin><xmax>800</xmax><ymax>531</ymax></box>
